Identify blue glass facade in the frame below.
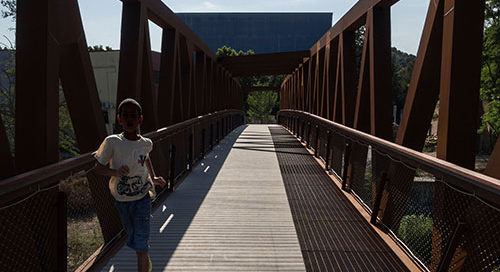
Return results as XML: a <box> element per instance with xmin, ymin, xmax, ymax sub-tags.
<box><xmin>176</xmin><ymin>13</ymin><xmax>332</xmax><ymax>54</ymax></box>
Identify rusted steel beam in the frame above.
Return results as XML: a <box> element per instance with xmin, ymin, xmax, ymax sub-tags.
<box><xmin>354</xmin><ymin>20</ymin><xmax>370</xmax><ymax>133</ymax></box>
<box><xmin>382</xmin><ymin>1</ymin><xmax>443</xmax><ymax>231</ymax></box>
<box><xmin>315</xmin><ymin>48</ymin><xmax>325</xmax><ymax>116</ymax></box>
<box><xmin>15</xmin><ymin>0</ymin><xmax>59</xmax><ymax>173</ymax></box>
<box><xmin>140</xmin><ymin>0</ymin><xmax>216</xmax><ymax>60</ymax></box>
<box><xmin>179</xmin><ymin>36</ymin><xmax>193</xmax><ymax>120</ymax></box>
<box><xmin>327</xmin><ymin>38</ymin><xmax>338</xmax><ymax>121</ymax></box>
<box><xmin>220</xmin><ymin>50</ymin><xmax>309</xmax><ymax>65</ymax></box>
<box><xmin>341</xmin><ymin>30</ymin><xmax>357</xmax><ymax>127</ymax></box>
<box><xmin>242</xmin><ymin>86</ymin><xmax>281</xmax><ymax>93</ymax></box>
<box><xmin>311</xmin><ymin>0</ymin><xmax>398</xmax><ymax>55</ymax></box>
<box><xmin>194</xmin><ymin>51</ymin><xmax>205</xmax><ymax>116</ymax></box>
<box><xmin>436</xmin><ymin>0</ymin><xmax>485</xmax><ymax>169</ymax></box>
<box><xmin>158</xmin><ymin>28</ymin><xmax>178</xmax><ymax>126</ymax></box>
<box><xmin>486</xmin><ymin>137</ymin><xmax>500</xmax><ymax>179</ymax></box>
<box><xmin>320</xmin><ymin>38</ymin><xmax>331</xmax><ymax>118</ymax></box>
<box><xmin>333</xmin><ymin>41</ymin><xmax>343</xmax><ymax>123</ymax></box>
<box><xmin>0</xmin><ymin>116</ymin><xmax>14</xmax><ymax>179</ymax></box>
<box><xmin>220</xmin><ymin>51</ymin><xmax>309</xmax><ymax>76</ymax></box>
<box><xmin>381</xmin><ymin>0</ymin><xmax>444</xmax><ymax>229</ymax></box>
<box><xmin>396</xmin><ymin>0</ymin><xmax>443</xmax><ymax>151</ymax></box>
<box><xmin>140</xmin><ymin>21</ymin><xmax>160</xmax><ymax>133</ymax></box>
<box><xmin>117</xmin><ymin>1</ymin><xmax>146</xmax><ymax>103</ymax></box>
<box><xmin>368</xmin><ymin>6</ymin><xmax>392</xmax><ymax>140</ymax></box>
<box><xmin>57</xmin><ymin>0</ymin><xmax>107</xmax><ymax>153</ymax></box>
<box><xmin>16</xmin><ymin>0</ymin><xmax>107</xmax><ymax>173</ymax></box>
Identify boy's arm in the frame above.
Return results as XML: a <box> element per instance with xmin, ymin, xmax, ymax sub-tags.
<box><xmin>145</xmin><ymin>157</ymin><xmax>167</xmax><ymax>187</ymax></box>
<box><xmin>93</xmin><ymin>160</ymin><xmax>129</xmax><ymax>177</ymax></box>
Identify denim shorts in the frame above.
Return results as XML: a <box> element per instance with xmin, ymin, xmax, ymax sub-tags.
<box><xmin>115</xmin><ymin>195</ymin><xmax>151</xmax><ymax>253</ymax></box>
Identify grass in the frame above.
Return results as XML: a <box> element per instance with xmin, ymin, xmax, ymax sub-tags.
<box><xmin>67</xmin><ymin>216</ymin><xmax>104</xmax><ymax>272</ymax></box>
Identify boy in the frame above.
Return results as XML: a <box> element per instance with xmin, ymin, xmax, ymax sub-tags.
<box><xmin>94</xmin><ymin>98</ymin><xmax>166</xmax><ymax>272</ymax></box>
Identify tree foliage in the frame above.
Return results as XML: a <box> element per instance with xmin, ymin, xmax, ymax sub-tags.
<box><xmin>247</xmin><ymin>91</ymin><xmax>278</xmax><ymax>124</ymax></box>
<box><xmin>0</xmin><ymin>49</ymin><xmax>15</xmax><ymax>154</ymax></box>
<box><xmin>88</xmin><ymin>45</ymin><xmax>113</xmax><ymax>52</ymax></box>
<box><xmin>217</xmin><ymin>45</ymin><xmax>283</xmax><ymax>123</ymax></box>
<box><xmin>480</xmin><ymin>0</ymin><xmax>500</xmax><ymax>145</ymax></box>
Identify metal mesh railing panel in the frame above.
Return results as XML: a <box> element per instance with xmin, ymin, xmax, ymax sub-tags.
<box><xmin>0</xmin><ymin>187</ymin><xmax>61</xmax><ymax>272</ymax></box>
<box><xmin>350</xmin><ymin>145</ymin><xmax>374</xmax><ymax>209</ymax></box>
<box><xmin>60</xmin><ymin>174</ymin><xmax>105</xmax><ymax>272</ymax></box>
<box><xmin>278</xmin><ymin>111</ymin><xmax>500</xmax><ymax>272</ymax></box>
<box><xmin>330</xmin><ymin>132</ymin><xmax>345</xmax><ymax>176</ymax></box>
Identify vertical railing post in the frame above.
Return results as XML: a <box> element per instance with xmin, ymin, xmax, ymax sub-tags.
<box><xmin>169</xmin><ymin>144</ymin><xmax>176</xmax><ymax>191</ymax></box>
<box><xmin>188</xmin><ymin>130</ymin><xmax>193</xmax><ymax>171</ymax></box>
<box><xmin>56</xmin><ymin>191</ymin><xmax>67</xmax><ymax>272</ymax></box>
<box><xmin>325</xmin><ymin>130</ymin><xmax>332</xmax><ymax>170</ymax></box>
<box><xmin>201</xmin><ymin>128</ymin><xmax>206</xmax><ymax>157</ymax></box>
<box><xmin>210</xmin><ymin>122</ymin><xmax>214</xmax><ymax>148</ymax></box>
<box><xmin>371</xmin><ymin>171</ymin><xmax>389</xmax><ymax>224</ymax></box>
<box><xmin>314</xmin><ymin>125</ymin><xmax>320</xmax><ymax>157</ymax></box>
<box><xmin>306</xmin><ymin>121</ymin><xmax>311</xmax><ymax>147</ymax></box>
<box><xmin>294</xmin><ymin>116</ymin><xmax>299</xmax><ymax>137</ymax></box>
<box><xmin>301</xmin><ymin>119</ymin><xmax>306</xmax><ymax>142</ymax></box>
<box><xmin>216</xmin><ymin>120</ymin><xmax>220</xmax><ymax>144</ymax></box>
<box><xmin>436</xmin><ymin>222</ymin><xmax>468</xmax><ymax>272</ymax></box>
<box><xmin>341</xmin><ymin>141</ymin><xmax>352</xmax><ymax>191</ymax></box>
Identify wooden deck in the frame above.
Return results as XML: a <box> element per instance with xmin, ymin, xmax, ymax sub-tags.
<box><xmin>102</xmin><ymin>125</ymin><xmax>306</xmax><ymax>271</ymax></box>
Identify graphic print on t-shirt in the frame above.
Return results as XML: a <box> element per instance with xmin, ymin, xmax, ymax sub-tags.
<box><xmin>117</xmin><ymin>176</ymin><xmax>149</xmax><ymax>196</ymax></box>
<box><xmin>116</xmin><ymin>149</ymin><xmax>150</xmax><ymax>197</ymax></box>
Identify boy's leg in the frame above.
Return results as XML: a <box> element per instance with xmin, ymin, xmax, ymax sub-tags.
<box><xmin>133</xmin><ymin>196</ymin><xmax>152</xmax><ymax>271</ymax></box>
<box><xmin>136</xmin><ymin>252</ymin><xmax>149</xmax><ymax>272</ymax></box>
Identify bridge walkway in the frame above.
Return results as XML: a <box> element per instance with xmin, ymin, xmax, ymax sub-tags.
<box><xmin>101</xmin><ymin>124</ymin><xmax>411</xmax><ymax>271</ymax></box>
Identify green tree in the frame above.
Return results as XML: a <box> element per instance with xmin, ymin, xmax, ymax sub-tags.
<box><xmin>0</xmin><ymin>48</ymin><xmax>15</xmax><ymax>155</ymax></box>
<box><xmin>479</xmin><ymin>0</ymin><xmax>500</xmax><ymax>148</ymax></box>
<box><xmin>87</xmin><ymin>45</ymin><xmax>113</xmax><ymax>52</ymax></box>
<box><xmin>247</xmin><ymin>91</ymin><xmax>278</xmax><ymax>123</ymax></box>
<box><xmin>216</xmin><ymin>45</ymin><xmax>283</xmax><ymax>123</ymax></box>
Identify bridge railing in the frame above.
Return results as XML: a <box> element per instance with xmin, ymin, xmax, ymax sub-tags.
<box><xmin>0</xmin><ymin>110</ymin><xmax>244</xmax><ymax>272</ymax></box>
<box><xmin>279</xmin><ymin>110</ymin><xmax>500</xmax><ymax>272</ymax></box>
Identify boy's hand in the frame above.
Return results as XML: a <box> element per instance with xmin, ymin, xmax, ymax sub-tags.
<box><xmin>116</xmin><ymin>165</ymin><xmax>129</xmax><ymax>176</ymax></box>
<box><xmin>152</xmin><ymin>176</ymin><xmax>167</xmax><ymax>188</ymax></box>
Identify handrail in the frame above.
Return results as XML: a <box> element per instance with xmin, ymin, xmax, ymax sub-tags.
<box><xmin>279</xmin><ymin>110</ymin><xmax>500</xmax><ymax>207</ymax></box>
<box><xmin>0</xmin><ymin>110</ymin><xmax>243</xmax><ymax>204</ymax></box>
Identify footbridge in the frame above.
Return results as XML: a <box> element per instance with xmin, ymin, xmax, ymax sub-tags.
<box><xmin>1</xmin><ymin>0</ymin><xmax>499</xmax><ymax>271</ymax></box>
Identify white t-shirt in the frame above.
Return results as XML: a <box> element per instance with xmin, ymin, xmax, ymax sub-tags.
<box><xmin>94</xmin><ymin>133</ymin><xmax>153</xmax><ymax>202</ymax></box>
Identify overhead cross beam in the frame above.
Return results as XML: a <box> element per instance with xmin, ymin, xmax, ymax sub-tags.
<box><xmin>219</xmin><ymin>50</ymin><xmax>310</xmax><ymax>76</ymax></box>
<box><xmin>242</xmin><ymin>86</ymin><xmax>280</xmax><ymax>92</ymax></box>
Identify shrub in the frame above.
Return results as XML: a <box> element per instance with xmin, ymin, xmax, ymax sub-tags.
<box><xmin>397</xmin><ymin>214</ymin><xmax>433</xmax><ymax>265</ymax></box>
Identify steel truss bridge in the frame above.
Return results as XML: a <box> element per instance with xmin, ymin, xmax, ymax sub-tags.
<box><xmin>1</xmin><ymin>0</ymin><xmax>499</xmax><ymax>271</ymax></box>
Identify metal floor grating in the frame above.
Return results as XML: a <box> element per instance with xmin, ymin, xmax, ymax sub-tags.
<box><xmin>270</xmin><ymin>127</ymin><xmax>410</xmax><ymax>272</ymax></box>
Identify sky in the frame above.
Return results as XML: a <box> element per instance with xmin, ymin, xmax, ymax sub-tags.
<box><xmin>0</xmin><ymin>0</ymin><xmax>429</xmax><ymax>55</ymax></box>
